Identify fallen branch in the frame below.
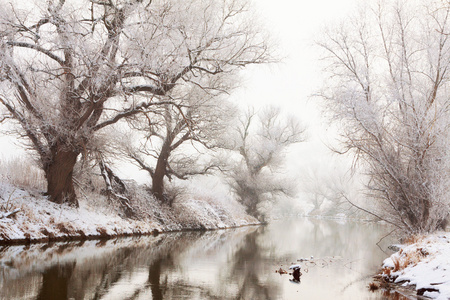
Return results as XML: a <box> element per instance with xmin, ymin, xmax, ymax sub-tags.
<box><xmin>98</xmin><ymin>157</ymin><xmax>135</xmax><ymax>218</ymax></box>
<box><xmin>0</xmin><ymin>208</ymin><xmax>20</xmax><ymax>219</ymax></box>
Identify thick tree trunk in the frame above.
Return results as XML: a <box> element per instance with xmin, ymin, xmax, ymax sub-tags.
<box><xmin>152</xmin><ymin>141</ymin><xmax>171</xmax><ymax>203</ymax></box>
<box><xmin>44</xmin><ymin>145</ymin><xmax>79</xmax><ymax>207</ymax></box>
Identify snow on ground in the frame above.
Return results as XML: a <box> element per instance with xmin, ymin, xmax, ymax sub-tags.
<box><xmin>382</xmin><ymin>233</ymin><xmax>450</xmax><ymax>299</ymax></box>
<box><xmin>0</xmin><ymin>179</ymin><xmax>258</xmax><ymax>243</ymax></box>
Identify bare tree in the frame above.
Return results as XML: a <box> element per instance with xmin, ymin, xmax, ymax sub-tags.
<box><xmin>0</xmin><ymin>0</ymin><xmax>269</xmax><ymax>206</ymax></box>
<box><xmin>228</xmin><ymin>107</ymin><xmax>305</xmax><ymax>220</ymax></box>
<box><xmin>300</xmin><ymin>162</ymin><xmax>361</xmax><ymax>217</ymax></box>
<box><xmin>318</xmin><ymin>0</ymin><xmax>450</xmax><ymax>233</ymax></box>
<box><xmin>125</xmin><ymin>85</ymin><xmax>237</xmax><ymax>204</ymax></box>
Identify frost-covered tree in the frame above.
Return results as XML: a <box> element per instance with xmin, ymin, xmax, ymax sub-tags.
<box><xmin>125</xmin><ymin>84</ymin><xmax>237</xmax><ymax>204</ymax></box>
<box><xmin>229</xmin><ymin>107</ymin><xmax>305</xmax><ymax>220</ymax></box>
<box><xmin>318</xmin><ymin>0</ymin><xmax>450</xmax><ymax>233</ymax></box>
<box><xmin>0</xmin><ymin>0</ymin><xmax>269</xmax><ymax>206</ymax></box>
<box><xmin>301</xmin><ymin>162</ymin><xmax>361</xmax><ymax>217</ymax></box>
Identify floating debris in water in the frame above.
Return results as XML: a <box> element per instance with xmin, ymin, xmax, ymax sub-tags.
<box><xmin>275</xmin><ymin>268</ymin><xmax>287</xmax><ymax>274</ymax></box>
<box><xmin>277</xmin><ymin>256</ymin><xmax>344</xmax><ymax>283</ymax></box>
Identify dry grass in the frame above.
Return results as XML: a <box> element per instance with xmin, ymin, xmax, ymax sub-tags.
<box><xmin>401</xmin><ymin>234</ymin><xmax>426</xmax><ymax>245</ymax></box>
<box><xmin>381</xmin><ymin>234</ymin><xmax>430</xmax><ymax>275</ymax></box>
<box><xmin>386</xmin><ymin>247</ymin><xmax>429</xmax><ymax>274</ymax></box>
<box><xmin>55</xmin><ymin>222</ymin><xmax>74</xmax><ymax>235</ymax></box>
<box><xmin>368</xmin><ymin>282</ymin><xmax>379</xmax><ymax>291</ymax></box>
<box><xmin>0</xmin><ymin>188</ymin><xmax>17</xmax><ymax>212</ymax></box>
<box><xmin>0</xmin><ymin>157</ymin><xmax>46</xmax><ymax>191</ymax></box>
<box><xmin>391</xmin><ymin>256</ymin><xmax>401</xmax><ymax>272</ymax></box>
<box><xmin>96</xmin><ymin>227</ymin><xmax>108</xmax><ymax>237</ymax></box>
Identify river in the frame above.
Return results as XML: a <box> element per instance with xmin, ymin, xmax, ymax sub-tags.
<box><xmin>0</xmin><ymin>218</ymin><xmax>405</xmax><ymax>299</ymax></box>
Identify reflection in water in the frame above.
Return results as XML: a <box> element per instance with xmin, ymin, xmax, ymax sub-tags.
<box><xmin>148</xmin><ymin>255</ymin><xmax>164</xmax><ymax>300</ymax></box>
<box><xmin>147</xmin><ymin>249</ymin><xmax>175</xmax><ymax>300</ymax></box>
<box><xmin>224</xmin><ymin>230</ymin><xmax>280</xmax><ymax>299</ymax></box>
<box><xmin>0</xmin><ymin>219</ymin><xmax>402</xmax><ymax>299</ymax></box>
<box><xmin>37</xmin><ymin>262</ymin><xmax>76</xmax><ymax>300</ymax></box>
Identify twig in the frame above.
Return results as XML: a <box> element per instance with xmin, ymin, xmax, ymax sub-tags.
<box><xmin>376</xmin><ymin>228</ymin><xmax>397</xmax><ymax>254</ymax></box>
<box><xmin>341</xmin><ymin>194</ymin><xmax>401</xmax><ymax>229</ymax></box>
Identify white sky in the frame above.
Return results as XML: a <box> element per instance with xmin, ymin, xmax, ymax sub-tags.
<box><xmin>228</xmin><ymin>0</ymin><xmax>359</xmax><ymax>177</ymax></box>
<box><xmin>232</xmin><ymin>0</ymin><xmax>358</xmax><ymax>123</ymax></box>
<box><xmin>227</xmin><ymin>0</ymin><xmax>360</xmax><ymax>144</ymax></box>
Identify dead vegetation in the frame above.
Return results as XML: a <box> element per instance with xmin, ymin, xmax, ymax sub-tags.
<box><xmin>375</xmin><ymin>235</ymin><xmax>438</xmax><ymax>298</ymax></box>
<box><xmin>368</xmin><ymin>282</ymin><xmax>379</xmax><ymax>291</ymax></box>
<box><xmin>0</xmin><ymin>158</ymin><xmax>46</xmax><ymax>192</ymax></box>
<box><xmin>385</xmin><ymin>247</ymin><xmax>429</xmax><ymax>275</ymax></box>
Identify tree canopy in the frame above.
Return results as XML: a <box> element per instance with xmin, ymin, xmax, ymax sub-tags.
<box><xmin>0</xmin><ymin>0</ymin><xmax>269</xmax><ymax>205</ymax></box>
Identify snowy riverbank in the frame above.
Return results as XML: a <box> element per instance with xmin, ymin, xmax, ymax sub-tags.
<box><xmin>380</xmin><ymin>233</ymin><xmax>450</xmax><ymax>299</ymax></box>
<box><xmin>0</xmin><ymin>180</ymin><xmax>258</xmax><ymax>244</ymax></box>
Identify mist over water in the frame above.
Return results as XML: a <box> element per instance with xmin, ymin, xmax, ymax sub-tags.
<box><xmin>0</xmin><ymin>218</ymin><xmax>399</xmax><ymax>299</ymax></box>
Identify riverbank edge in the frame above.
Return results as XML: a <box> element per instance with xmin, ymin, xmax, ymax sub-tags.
<box><xmin>372</xmin><ymin>273</ymin><xmax>428</xmax><ymax>299</ymax></box>
<box><xmin>0</xmin><ymin>222</ymin><xmax>263</xmax><ymax>246</ymax></box>
<box><xmin>374</xmin><ymin>233</ymin><xmax>450</xmax><ymax>299</ymax></box>
<box><xmin>0</xmin><ymin>180</ymin><xmax>261</xmax><ymax>246</ymax></box>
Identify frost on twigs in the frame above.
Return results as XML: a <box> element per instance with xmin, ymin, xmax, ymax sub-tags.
<box><xmin>123</xmin><ymin>87</ymin><xmax>238</xmax><ymax>205</ymax></box>
<box><xmin>0</xmin><ymin>186</ymin><xmax>22</xmax><ymax>221</ymax></box>
<box><xmin>318</xmin><ymin>0</ymin><xmax>450</xmax><ymax>233</ymax></box>
<box><xmin>98</xmin><ymin>158</ymin><xmax>135</xmax><ymax>218</ymax></box>
<box><xmin>0</xmin><ymin>0</ymin><xmax>270</xmax><ymax>206</ymax></box>
<box><xmin>227</xmin><ymin>106</ymin><xmax>305</xmax><ymax>221</ymax></box>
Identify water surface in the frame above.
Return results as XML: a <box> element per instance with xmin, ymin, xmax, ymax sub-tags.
<box><xmin>0</xmin><ymin>218</ymin><xmax>403</xmax><ymax>299</ymax></box>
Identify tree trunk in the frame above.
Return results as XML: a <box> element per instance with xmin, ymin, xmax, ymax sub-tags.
<box><xmin>152</xmin><ymin>141</ymin><xmax>171</xmax><ymax>203</ymax></box>
<box><xmin>44</xmin><ymin>145</ymin><xmax>79</xmax><ymax>206</ymax></box>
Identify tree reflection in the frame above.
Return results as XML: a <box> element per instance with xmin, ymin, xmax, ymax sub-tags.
<box><xmin>147</xmin><ymin>252</ymin><xmax>175</xmax><ymax>300</ymax></box>
<box><xmin>36</xmin><ymin>261</ymin><xmax>76</xmax><ymax>300</ymax></box>
<box><xmin>0</xmin><ymin>220</ymin><xmax>397</xmax><ymax>300</ymax></box>
<box><xmin>224</xmin><ymin>229</ymin><xmax>280</xmax><ymax>299</ymax></box>
<box><xmin>90</xmin><ymin>247</ymin><xmax>136</xmax><ymax>300</ymax></box>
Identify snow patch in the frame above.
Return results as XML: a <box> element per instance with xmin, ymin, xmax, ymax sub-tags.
<box><xmin>0</xmin><ymin>178</ymin><xmax>259</xmax><ymax>243</ymax></box>
<box><xmin>381</xmin><ymin>234</ymin><xmax>450</xmax><ymax>300</ymax></box>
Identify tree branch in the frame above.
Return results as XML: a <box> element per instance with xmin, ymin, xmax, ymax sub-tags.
<box><xmin>92</xmin><ymin>100</ymin><xmax>175</xmax><ymax>131</ymax></box>
<box><xmin>124</xmin><ymin>85</ymin><xmax>166</xmax><ymax>95</ymax></box>
<box><xmin>341</xmin><ymin>194</ymin><xmax>401</xmax><ymax>229</ymax></box>
<box><xmin>170</xmin><ymin>131</ymin><xmax>190</xmax><ymax>151</ymax></box>
<box><xmin>0</xmin><ymin>96</ymin><xmax>49</xmax><ymax>160</ymax></box>
<box><xmin>130</xmin><ymin>154</ymin><xmax>154</xmax><ymax>177</ymax></box>
<box><xmin>7</xmin><ymin>41</ymin><xmax>65</xmax><ymax>66</ymax></box>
